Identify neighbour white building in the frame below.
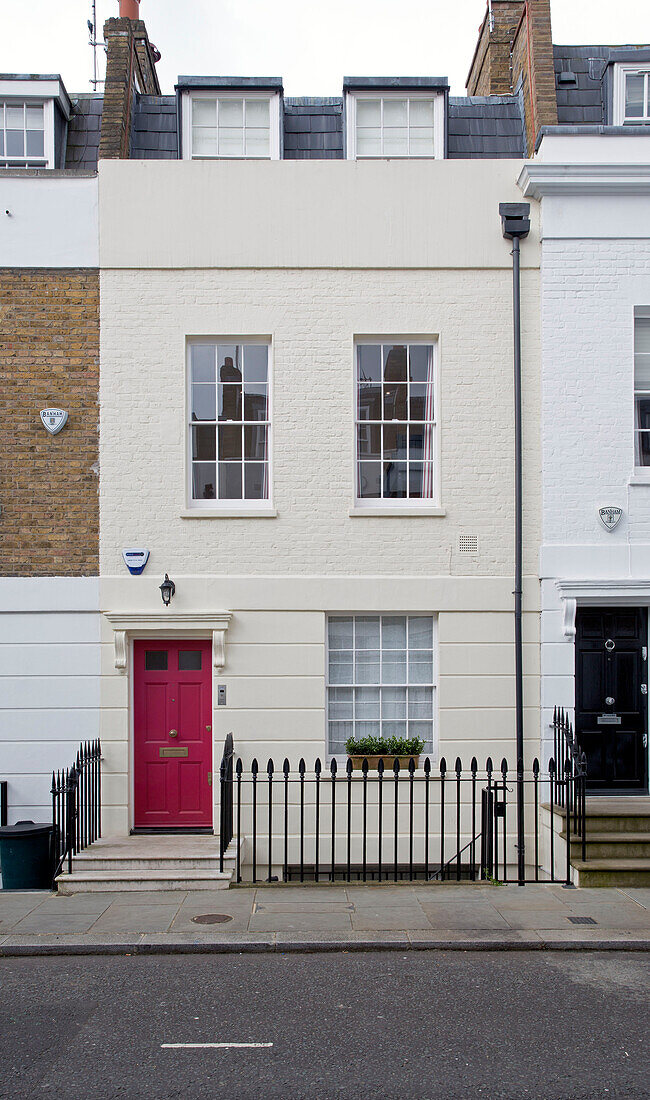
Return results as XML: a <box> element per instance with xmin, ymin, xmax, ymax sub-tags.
<box><xmin>520</xmin><ymin>122</ymin><xmax>650</xmax><ymax>797</ymax></box>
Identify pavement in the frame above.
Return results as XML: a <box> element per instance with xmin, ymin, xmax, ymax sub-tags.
<box><xmin>0</xmin><ymin>882</ymin><xmax>649</xmax><ymax>954</ymax></box>
<box><xmin>1</xmin><ymin>951</ymin><xmax>649</xmax><ymax>1099</ymax></box>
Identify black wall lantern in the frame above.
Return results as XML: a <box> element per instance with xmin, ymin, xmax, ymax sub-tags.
<box><xmin>159</xmin><ymin>573</ymin><xmax>176</xmax><ymax>607</ymax></box>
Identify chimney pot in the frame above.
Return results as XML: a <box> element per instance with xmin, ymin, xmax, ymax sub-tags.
<box><xmin>119</xmin><ymin>0</ymin><xmax>140</xmax><ymax>18</ymax></box>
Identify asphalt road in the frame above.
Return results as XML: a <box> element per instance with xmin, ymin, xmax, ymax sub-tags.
<box><xmin>0</xmin><ymin>951</ymin><xmax>648</xmax><ymax>1100</ymax></box>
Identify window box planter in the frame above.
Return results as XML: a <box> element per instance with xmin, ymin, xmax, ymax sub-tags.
<box><xmin>348</xmin><ymin>754</ymin><xmax>421</xmax><ymax>772</ymax></box>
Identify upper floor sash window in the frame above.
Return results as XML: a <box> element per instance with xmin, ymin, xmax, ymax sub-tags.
<box><xmin>346</xmin><ymin>93</ymin><xmax>444</xmax><ymax>159</ymax></box>
<box><xmin>355</xmin><ymin>340</ymin><xmax>438</xmax><ymax>506</ymax></box>
<box><xmin>188</xmin><ymin>340</ymin><xmax>272</xmax><ymax>509</ymax></box>
<box><xmin>183</xmin><ymin>93</ymin><xmax>281</xmax><ymax>159</ymax></box>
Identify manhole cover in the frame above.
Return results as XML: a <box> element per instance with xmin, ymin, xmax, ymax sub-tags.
<box><xmin>191</xmin><ymin>913</ymin><xmax>233</xmax><ymax>925</ymax></box>
<box><xmin>567</xmin><ymin>916</ymin><xmax>597</xmax><ymax>925</ymax></box>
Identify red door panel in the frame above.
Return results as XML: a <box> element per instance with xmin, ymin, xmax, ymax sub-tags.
<box><xmin>134</xmin><ymin>640</ymin><xmax>212</xmax><ymax>828</ymax></box>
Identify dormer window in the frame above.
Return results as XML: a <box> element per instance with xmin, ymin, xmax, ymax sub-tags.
<box><xmin>614</xmin><ymin>65</ymin><xmax>650</xmax><ymax>124</ymax></box>
<box><xmin>346</xmin><ymin>89</ymin><xmax>445</xmax><ymax>159</ymax></box>
<box><xmin>0</xmin><ymin>101</ymin><xmax>47</xmax><ymax>167</ymax></box>
<box><xmin>181</xmin><ymin>90</ymin><xmax>281</xmax><ymax>160</ymax></box>
<box><xmin>0</xmin><ymin>77</ymin><xmax>70</xmax><ymax>169</ymax></box>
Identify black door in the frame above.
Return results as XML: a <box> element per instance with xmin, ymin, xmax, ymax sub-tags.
<box><xmin>575</xmin><ymin>607</ymin><xmax>648</xmax><ymax>792</ymax></box>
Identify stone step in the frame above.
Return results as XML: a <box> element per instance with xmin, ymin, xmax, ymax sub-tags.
<box><xmin>563</xmin><ymin>832</ymin><xmax>650</xmax><ymax>859</ymax></box>
<box><xmin>72</xmin><ymin>853</ymin><xmax>236</xmax><ymax>872</ymax></box>
<box><xmin>572</xmin><ymin>858</ymin><xmax>650</xmax><ymax>888</ymax></box>
<box><xmin>56</xmin><ymin>868</ymin><xmax>233</xmax><ymax>894</ymax></box>
<box><xmin>551</xmin><ymin>806</ymin><xmax>650</xmax><ymax>834</ymax></box>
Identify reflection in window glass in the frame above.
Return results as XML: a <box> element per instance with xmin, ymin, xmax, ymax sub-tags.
<box><xmin>189</xmin><ymin>342</ymin><xmax>270</xmax><ymax>503</ymax></box>
<box><xmin>327</xmin><ymin>615</ymin><xmax>435</xmax><ymax>755</ymax></box>
<box><xmin>356</xmin><ymin>343</ymin><xmax>436</xmax><ymax>501</ymax></box>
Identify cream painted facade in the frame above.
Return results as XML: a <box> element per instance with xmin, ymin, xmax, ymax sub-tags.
<box><xmin>98</xmin><ymin>159</ymin><xmax>541</xmax><ymax>850</ymax></box>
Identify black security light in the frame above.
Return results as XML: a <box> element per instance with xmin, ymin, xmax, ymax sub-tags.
<box><xmin>159</xmin><ymin>574</ymin><xmax>176</xmax><ymax>607</ymax></box>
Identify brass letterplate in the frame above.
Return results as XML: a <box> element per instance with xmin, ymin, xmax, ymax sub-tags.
<box><xmin>159</xmin><ymin>746</ymin><xmax>189</xmax><ymax>758</ymax></box>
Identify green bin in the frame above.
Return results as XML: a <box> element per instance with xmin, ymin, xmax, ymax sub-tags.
<box><xmin>0</xmin><ymin>821</ymin><xmax>53</xmax><ymax>890</ymax></box>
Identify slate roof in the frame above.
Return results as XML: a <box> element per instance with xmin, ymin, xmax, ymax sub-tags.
<box><xmin>553</xmin><ymin>45</ymin><xmax>650</xmax><ymax>125</ymax></box>
<box><xmin>283</xmin><ymin>98</ymin><xmax>343</xmax><ymax>160</ymax></box>
<box><xmin>448</xmin><ymin>95</ymin><xmax>524</xmax><ymax>158</ymax></box>
<box><xmin>65</xmin><ymin>95</ymin><xmax>102</xmax><ymax>170</ymax></box>
<box><xmin>130</xmin><ymin>95</ymin><xmax>178</xmax><ymax>159</ymax></box>
<box><xmin>58</xmin><ymin>46</ymin><xmax>650</xmax><ymax>170</ymax></box>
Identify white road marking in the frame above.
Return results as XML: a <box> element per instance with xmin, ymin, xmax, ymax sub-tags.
<box><xmin>161</xmin><ymin>1042</ymin><xmax>273</xmax><ymax>1050</ymax></box>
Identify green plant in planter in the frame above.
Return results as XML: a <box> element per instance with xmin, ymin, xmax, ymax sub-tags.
<box><xmin>345</xmin><ymin>734</ymin><xmax>425</xmax><ymax>757</ymax></box>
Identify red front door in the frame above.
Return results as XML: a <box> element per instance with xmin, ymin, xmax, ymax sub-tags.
<box><xmin>134</xmin><ymin>640</ymin><xmax>213</xmax><ymax>829</ymax></box>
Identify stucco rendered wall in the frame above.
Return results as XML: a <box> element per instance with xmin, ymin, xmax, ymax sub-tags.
<box><xmin>98</xmin><ymin>582</ymin><xmax>540</xmax><ymax>839</ymax></box>
<box><xmin>0</xmin><ymin>579</ymin><xmax>100</xmax><ymax>825</ymax></box>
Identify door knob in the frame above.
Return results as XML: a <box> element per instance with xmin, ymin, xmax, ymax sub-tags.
<box><xmin>169</xmin><ymin>729</ymin><xmax>178</xmax><ymax>738</ymax></box>
<box><xmin>605</xmin><ymin>697</ymin><xmax>615</xmax><ymax>706</ymax></box>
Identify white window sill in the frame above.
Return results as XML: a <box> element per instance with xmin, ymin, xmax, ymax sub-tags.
<box><xmin>349</xmin><ymin>505</ymin><xmax>446</xmax><ymax>517</ymax></box>
<box><xmin>628</xmin><ymin>473</ymin><xmax>650</xmax><ymax>486</ymax></box>
<box><xmin>181</xmin><ymin>507</ymin><xmax>277</xmax><ymax>519</ymax></box>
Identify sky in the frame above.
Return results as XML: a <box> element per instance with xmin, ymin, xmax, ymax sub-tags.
<box><xmin>2</xmin><ymin>0</ymin><xmax>649</xmax><ymax>97</ymax></box>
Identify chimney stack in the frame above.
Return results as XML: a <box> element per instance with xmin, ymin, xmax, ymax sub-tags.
<box><xmin>99</xmin><ymin>0</ymin><xmax>161</xmax><ymax>159</ymax></box>
<box><xmin>118</xmin><ymin>0</ymin><xmax>140</xmax><ymax>18</ymax></box>
<box><xmin>466</xmin><ymin>1</ymin><xmax>557</xmax><ymax>155</ymax></box>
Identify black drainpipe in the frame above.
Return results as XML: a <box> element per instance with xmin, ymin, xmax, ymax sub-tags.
<box><xmin>499</xmin><ymin>202</ymin><xmax>530</xmax><ymax>886</ymax></box>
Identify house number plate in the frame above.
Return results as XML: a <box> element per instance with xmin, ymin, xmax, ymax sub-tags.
<box><xmin>159</xmin><ymin>747</ymin><xmax>189</xmax><ymax>757</ymax></box>
<box><xmin>597</xmin><ymin>715</ymin><xmax>621</xmax><ymax>726</ymax></box>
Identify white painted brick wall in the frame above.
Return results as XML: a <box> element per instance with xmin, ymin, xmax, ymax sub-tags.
<box><xmin>100</xmin><ymin>267</ymin><xmax>541</xmax><ymax>577</ymax></box>
<box><xmin>542</xmin><ymin>239</ymin><xmax>650</xmax><ymax>549</ymax></box>
<box><xmin>540</xmin><ymin>235</ymin><xmax>650</xmax><ymax>764</ymax></box>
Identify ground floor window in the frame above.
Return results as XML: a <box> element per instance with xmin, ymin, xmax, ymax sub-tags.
<box><xmin>327</xmin><ymin>614</ymin><xmax>435</xmax><ymax>756</ymax></box>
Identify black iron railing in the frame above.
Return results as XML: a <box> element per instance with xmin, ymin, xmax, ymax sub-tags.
<box><xmin>51</xmin><ymin>740</ymin><xmax>102</xmax><ymax>884</ymax></box>
<box><xmin>551</xmin><ymin>707</ymin><xmax>587</xmax><ymax>865</ymax></box>
<box><xmin>219</xmin><ymin>733</ymin><xmax>234</xmax><ymax>872</ymax></box>
<box><xmin>228</xmin><ymin>752</ymin><xmax>584</xmax><ymax>886</ymax></box>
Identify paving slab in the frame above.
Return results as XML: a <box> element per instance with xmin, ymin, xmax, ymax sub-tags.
<box><xmin>346</xmin><ymin>886</ymin><xmax>420</xmax><ymax>905</ymax></box>
<box><xmin>11</xmin><ymin>912</ymin><xmax>100</xmax><ymax>933</ymax></box>
<box><xmin>496</xmin><ymin>912</ymin><xmax>586</xmax><ymax>930</ymax></box>
<box><xmin>169</xmin><ymin>912</ymin><xmax>251</xmax><ymax>934</ymax></box>
<box><xmin>619</xmin><ymin>887</ymin><xmax>650</xmax><ymax>908</ymax></box>
<box><xmin>351</xmin><ymin>909</ymin><xmax>431</xmax><ymax>931</ymax></box>
<box><xmin>248</xmin><ymin>911</ymin><xmax>353</xmax><ymax>933</ymax></box>
<box><xmin>90</xmin><ymin>905</ymin><xmax>180</xmax><ymax>933</ymax></box>
<box><xmin>96</xmin><ymin>890</ymin><xmax>189</xmax><ymax>905</ymax></box>
<box><xmin>35</xmin><ymin>894</ymin><xmax>117</xmax><ymax>913</ymax></box>
<box><xmin>252</xmin><ymin>899</ymin><xmax>354</xmax><ymax>914</ymax></box>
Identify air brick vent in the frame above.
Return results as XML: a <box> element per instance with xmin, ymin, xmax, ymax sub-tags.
<box><xmin>459</xmin><ymin>535</ymin><xmax>479</xmax><ymax>553</ymax></box>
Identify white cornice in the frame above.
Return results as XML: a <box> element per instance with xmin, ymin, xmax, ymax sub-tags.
<box><xmin>105</xmin><ymin>610</ymin><xmax>232</xmax><ymax>672</ymax></box>
<box><xmin>555</xmin><ymin>580</ymin><xmax>650</xmax><ymax>638</ymax></box>
<box><xmin>518</xmin><ymin>162</ymin><xmax>650</xmax><ymax>198</ymax></box>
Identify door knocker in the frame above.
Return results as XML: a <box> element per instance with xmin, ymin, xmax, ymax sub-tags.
<box><xmin>605</xmin><ymin>639</ymin><xmax>615</xmax><ymax>652</ymax></box>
